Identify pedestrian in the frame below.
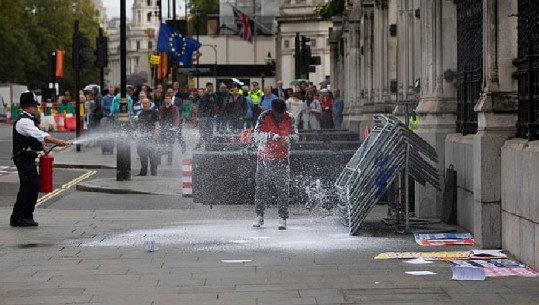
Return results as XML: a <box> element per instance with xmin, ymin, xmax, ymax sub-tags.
<box><xmin>215</xmin><ymin>84</ymin><xmax>229</xmax><ymax>132</ymax></box>
<box><xmin>225</xmin><ymin>86</ymin><xmax>247</xmax><ymax>132</ymax></box>
<box><xmin>259</xmin><ymin>85</ymin><xmax>278</xmax><ymax>113</ymax></box>
<box><xmin>110</xmin><ymin>86</ymin><xmax>134</xmax><ymax>120</ymax></box>
<box><xmin>300</xmin><ymin>89</ymin><xmax>322</xmax><ymax>130</ymax></box>
<box><xmin>135</xmin><ymin>98</ymin><xmax>160</xmax><ymax>176</ymax></box>
<box><xmin>101</xmin><ymin>85</ymin><xmax>115</xmax><ymax>118</ymax></box>
<box><xmin>159</xmin><ymin>94</ymin><xmax>180</xmax><ymax>165</ymax></box>
<box><xmin>319</xmin><ymin>88</ymin><xmax>333</xmax><ymax>129</ymax></box>
<box><xmin>332</xmin><ymin>88</ymin><xmax>344</xmax><ymax>129</ymax></box>
<box><xmin>271</xmin><ymin>80</ymin><xmax>288</xmax><ymax>100</ymax></box>
<box><xmin>10</xmin><ymin>91</ymin><xmax>67</xmax><ymax>227</ymax></box>
<box><xmin>242</xmin><ymin>85</ymin><xmax>254</xmax><ymax>129</ymax></box>
<box><xmin>248</xmin><ymin>81</ymin><xmax>263</xmax><ymax>120</ymax></box>
<box><xmin>286</xmin><ymin>91</ymin><xmax>303</xmax><ymax>129</ymax></box>
<box><xmin>91</xmin><ymin>86</ymin><xmax>103</xmax><ymax>129</ymax></box>
<box><xmin>194</xmin><ymin>87</ymin><xmax>216</xmax><ymax>148</ymax></box>
<box><xmin>252</xmin><ymin>98</ymin><xmax>299</xmax><ymax>230</ymax></box>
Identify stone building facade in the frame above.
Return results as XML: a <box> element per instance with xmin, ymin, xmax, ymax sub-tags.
<box><xmin>331</xmin><ymin>0</ymin><xmax>539</xmax><ymax>269</ymax></box>
<box><xmin>277</xmin><ymin>0</ymin><xmax>333</xmax><ymax>86</ymax></box>
<box><xmin>105</xmin><ymin>0</ymin><xmax>160</xmax><ymax>87</ymax></box>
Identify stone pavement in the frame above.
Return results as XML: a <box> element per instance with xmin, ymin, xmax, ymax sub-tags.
<box><xmin>1</xmin><ymin>140</ymin><xmax>539</xmax><ymax>304</ymax></box>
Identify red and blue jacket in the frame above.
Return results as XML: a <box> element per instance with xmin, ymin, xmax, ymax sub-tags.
<box><xmin>254</xmin><ymin>110</ymin><xmax>299</xmax><ymax>161</ymax></box>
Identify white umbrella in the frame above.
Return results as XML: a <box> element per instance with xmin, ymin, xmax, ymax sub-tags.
<box><xmin>83</xmin><ymin>84</ymin><xmax>100</xmax><ymax>92</ymax></box>
<box><xmin>231</xmin><ymin>78</ymin><xmax>244</xmax><ymax>86</ymax></box>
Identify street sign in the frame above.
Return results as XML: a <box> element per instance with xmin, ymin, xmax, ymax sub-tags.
<box><xmin>150</xmin><ymin>54</ymin><xmax>160</xmax><ymax>65</ymax></box>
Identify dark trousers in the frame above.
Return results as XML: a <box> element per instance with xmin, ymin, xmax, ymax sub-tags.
<box><xmin>160</xmin><ymin>128</ymin><xmax>176</xmax><ymax>164</ymax></box>
<box><xmin>228</xmin><ymin>117</ymin><xmax>244</xmax><ymax>132</ymax></box>
<box><xmin>245</xmin><ymin>118</ymin><xmax>254</xmax><ymax>129</ymax></box>
<box><xmin>11</xmin><ymin>159</ymin><xmax>40</xmax><ymax>221</ymax></box>
<box><xmin>255</xmin><ymin>159</ymin><xmax>290</xmax><ymax>219</ymax></box>
<box><xmin>137</xmin><ymin>144</ymin><xmax>158</xmax><ymax>175</ymax></box>
<box><xmin>176</xmin><ymin>125</ymin><xmax>186</xmax><ymax>152</ymax></box>
<box><xmin>253</xmin><ymin>105</ymin><xmax>262</xmax><ymax>122</ymax></box>
<box><xmin>198</xmin><ymin>117</ymin><xmax>213</xmax><ymax>142</ymax></box>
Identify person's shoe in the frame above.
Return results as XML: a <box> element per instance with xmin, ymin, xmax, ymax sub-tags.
<box><xmin>278</xmin><ymin>218</ymin><xmax>286</xmax><ymax>230</ymax></box>
<box><xmin>252</xmin><ymin>216</ymin><xmax>264</xmax><ymax>227</ymax></box>
<box><xmin>10</xmin><ymin>218</ymin><xmax>38</xmax><ymax>227</ymax></box>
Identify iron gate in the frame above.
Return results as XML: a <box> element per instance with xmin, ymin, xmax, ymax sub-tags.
<box><xmin>514</xmin><ymin>0</ymin><xmax>539</xmax><ymax>141</ymax></box>
<box><xmin>455</xmin><ymin>0</ymin><xmax>483</xmax><ymax>135</ymax></box>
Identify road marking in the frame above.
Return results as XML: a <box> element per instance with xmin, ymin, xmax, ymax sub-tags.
<box><xmin>36</xmin><ymin>170</ymin><xmax>97</xmax><ymax>207</ymax></box>
<box><xmin>0</xmin><ymin>165</ymin><xmax>17</xmax><ymax>176</ymax></box>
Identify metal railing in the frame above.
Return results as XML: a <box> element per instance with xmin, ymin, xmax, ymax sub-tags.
<box><xmin>335</xmin><ymin>114</ymin><xmax>440</xmax><ymax>235</ymax></box>
<box><xmin>455</xmin><ymin>0</ymin><xmax>483</xmax><ymax>135</ymax></box>
<box><xmin>514</xmin><ymin>0</ymin><xmax>539</xmax><ymax>141</ymax></box>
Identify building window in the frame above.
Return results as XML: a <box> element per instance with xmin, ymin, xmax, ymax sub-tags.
<box><xmin>136</xmin><ymin>41</ymin><xmax>141</xmax><ymax>50</ymax></box>
<box><xmin>147</xmin><ymin>0</ymin><xmax>152</xmax><ymax>6</ymax></box>
<box><xmin>148</xmin><ymin>41</ymin><xmax>153</xmax><ymax>49</ymax></box>
<box><xmin>147</xmin><ymin>12</ymin><xmax>152</xmax><ymax>22</ymax></box>
<box><xmin>311</xmin><ymin>38</ymin><xmax>317</xmax><ymax>47</ymax></box>
<box><xmin>137</xmin><ymin>12</ymin><xmax>141</xmax><ymax>24</ymax></box>
<box><xmin>284</xmin><ymin>40</ymin><xmax>289</xmax><ymax>48</ymax></box>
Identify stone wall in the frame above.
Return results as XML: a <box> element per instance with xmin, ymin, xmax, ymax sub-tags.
<box><xmin>445</xmin><ymin>134</ymin><xmax>474</xmax><ymax>232</ymax></box>
<box><xmin>501</xmin><ymin>139</ymin><xmax>539</xmax><ymax>270</ymax></box>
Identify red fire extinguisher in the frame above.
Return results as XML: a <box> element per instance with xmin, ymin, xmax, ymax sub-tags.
<box><xmin>39</xmin><ymin>146</ymin><xmax>56</xmax><ymax>193</ymax></box>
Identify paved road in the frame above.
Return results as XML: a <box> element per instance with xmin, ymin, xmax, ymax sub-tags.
<box><xmin>1</xmin><ymin>123</ymin><xmax>539</xmax><ymax>304</ymax></box>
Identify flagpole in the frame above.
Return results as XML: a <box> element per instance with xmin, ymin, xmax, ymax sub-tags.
<box><xmin>225</xmin><ymin>1</ymin><xmax>273</xmax><ymax>35</ymax></box>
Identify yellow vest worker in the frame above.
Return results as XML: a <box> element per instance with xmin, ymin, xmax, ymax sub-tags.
<box><xmin>248</xmin><ymin>81</ymin><xmax>263</xmax><ymax>105</ymax></box>
<box><xmin>408</xmin><ymin>112</ymin><xmax>419</xmax><ymax>133</ymax></box>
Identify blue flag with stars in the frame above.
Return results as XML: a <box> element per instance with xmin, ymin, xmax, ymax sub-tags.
<box><xmin>157</xmin><ymin>23</ymin><xmax>201</xmax><ymax>66</ymax></box>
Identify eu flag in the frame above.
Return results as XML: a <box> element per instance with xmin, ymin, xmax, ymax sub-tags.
<box><xmin>157</xmin><ymin>23</ymin><xmax>201</xmax><ymax>66</ymax></box>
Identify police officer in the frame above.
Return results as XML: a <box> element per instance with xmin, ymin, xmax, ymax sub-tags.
<box><xmin>248</xmin><ymin>81</ymin><xmax>263</xmax><ymax>120</ymax></box>
<box><xmin>10</xmin><ymin>91</ymin><xmax>67</xmax><ymax>227</ymax></box>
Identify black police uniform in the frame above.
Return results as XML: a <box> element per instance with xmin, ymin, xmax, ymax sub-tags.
<box><xmin>11</xmin><ymin>112</ymin><xmax>43</xmax><ymax>227</ymax></box>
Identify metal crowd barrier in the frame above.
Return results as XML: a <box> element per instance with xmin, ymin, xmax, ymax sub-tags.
<box><xmin>335</xmin><ymin>114</ymin><xmax>441</xmax><ymax>235</ymax></box>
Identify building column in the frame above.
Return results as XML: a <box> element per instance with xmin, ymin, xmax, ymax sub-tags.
<box><xmin>415</xmin><ymin>0</ymin><xmax>458</xmax><ymax>218</ymax></box>
<box><xmin>472</xmin><ymin>0</ymin><xmax>518</xmax><ymax>248</ymax></box>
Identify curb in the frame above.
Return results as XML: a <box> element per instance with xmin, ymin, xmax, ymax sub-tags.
<box><xmin>55</xmin><ymin>164</ymin><xmax>116</xmax><ymax>170</ymax></box>
<box><xmin>76</xmin><ymin>183</ymin><xmax>152</xmax><ymax>195</ymax></box>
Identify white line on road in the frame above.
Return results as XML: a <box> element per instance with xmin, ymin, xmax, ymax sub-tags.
<box><xmin>36</xmin><ymin>170</ymin><xmax>97</xmax><ymax>207</ymax></box>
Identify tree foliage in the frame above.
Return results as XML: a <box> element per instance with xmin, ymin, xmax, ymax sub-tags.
<box><xmin>315</xmin><ymin>0</ymin><xmax>346</xmax><ymax>21</ymax></box>
<box><xmin>0</xmin><ymin>0</ymin><xmax>100</xmax><ymax>93</ymax></box>
<box><xmin>186</xmin><ymin>0</ymin><xmax>219</xmax><ymax>36</ymax></box>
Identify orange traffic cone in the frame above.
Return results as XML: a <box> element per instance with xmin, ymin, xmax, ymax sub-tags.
<box><xmin>57</xmin><ymin>116</ymin><xmax>65</xmax><ymax>131</ymax></box>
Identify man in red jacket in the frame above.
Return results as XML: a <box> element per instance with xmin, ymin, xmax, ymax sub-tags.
<box><xmin>252</xmin><ymin>98</ymin><xmax>299</xmax><ymax>230</ymax></box>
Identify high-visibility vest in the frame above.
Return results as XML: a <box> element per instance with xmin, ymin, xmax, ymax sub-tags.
<box><xmin>408</xmin><ymin>115</ymin><xmax>419</xmax><ymax>133</ymax></box>
<box><xmin>248</xmin><ymin>89</ymin><xmax>263</xmax><ymax>105</ymax></box>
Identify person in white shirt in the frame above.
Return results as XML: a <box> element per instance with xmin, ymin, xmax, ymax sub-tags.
<box><xmin>285</xmin><ymin>91</ymin><xmax>304</xmax><ymax>128</ymax></box>
<box><xmin>10</xmin><ymin>91</ymin><xmax>67</xmax><ymax>227</ymax></box>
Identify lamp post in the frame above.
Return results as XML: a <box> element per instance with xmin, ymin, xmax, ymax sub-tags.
<box><xmin>264</xmin><ymin>52</ymin><xmax>276</xmax><ymax>86</ymax></box>
<box><xmin>117</xmin><ymin>0</ymin><xmax>131</xmax><ymax>181</ymax></box>
<box><xmin>193</xmin><ymin>5</ymin><xmax>201</xmax><ymax>88</ymax></box>
<box><xmin>201</xmin><ymin>44</ymin><xmax>218</xmax><ymax>82</ymax></box>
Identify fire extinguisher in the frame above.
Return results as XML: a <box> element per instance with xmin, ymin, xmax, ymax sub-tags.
<box><xmin>39</xmin><ymin>145</ymin><xmax>57</xmax><ymax>193</ymax></box>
